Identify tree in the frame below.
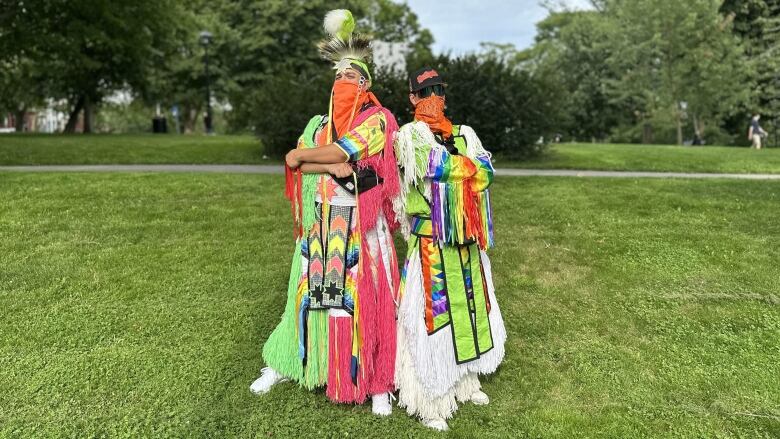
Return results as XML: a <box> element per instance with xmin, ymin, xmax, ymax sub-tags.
<box><xmin>0</xmin><ymin>2</ymin><xmax>58</xmax><ymax>130</ymax></box>
<box><xmin>0</xmin><ymin>56</ymin><xmax>46</xmax><ymax>131</ymax></box>
<box><xmin>721</xmin><ymin>0</ymin><xmax>780</xmax><ymax>145</ymax></box>
<box><xmin>0</xmin><ymin>1</ymin><xmax>184</xmax><ymax>133</ymax></box>
<box><xmin>520</xmin><ymin>10</ymin><xmax>626</xmax><ymax>142</ymax></box>
<box><xmin>222</xmin><ymin>0</ymin><xmax>434</xmax><ymax>154</ymax></box>
<box><xmin>527</xmin><ymin>0</ymin><xmax>751</xmax><ymax>145</ymax></box>
<box><xmin>142</xmin><ymin>1</ymin><xmax>234</xmax><ymax>133</ymax></box>
<box><xmin>604</xmin><ymin>0</ymin><xmax>750</xmax><ymax>145</ymax></box>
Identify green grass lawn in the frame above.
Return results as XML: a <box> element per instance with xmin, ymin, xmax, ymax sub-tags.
<box><xmin>1</xmin><ymin>173</ymin><xmax>779</xmax><ymax>438</ymax></box>
<box><xmin>0</xmin><ymin>133</ymin><xmax>267</xmax><ymax>165</ymax></box>
<box><xmin>4</xmin><ymin>134</ymin><xmax>780</xmax><ymax>175</ymax></box>
<box><xmin>504</xmin><ymin>143</ymin><xmax>780</xmax><ymax>174</ymax></box>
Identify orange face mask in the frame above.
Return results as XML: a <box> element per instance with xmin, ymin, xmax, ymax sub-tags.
<box><xmin>330</xmin><ymin>80</ymin><xmax>370</xmax><ymax>140</ymax></box>
<box><xmin>414</xmin><ymin>95</ymin><xmax>453</xmax><ymax>139</ymax></box>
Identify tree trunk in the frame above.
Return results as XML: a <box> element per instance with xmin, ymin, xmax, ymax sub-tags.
<box><xmin>641</xmin><ymin>113</ymin><xmax>653</xmax><ymax>144</ymax></box>
<box><xmin>83</xmin><ymin>95</ymin><xmax>94</xmax><ymax>134</ymax></box>
<box><xmin>64</xmin><ymin>96</ymin><xmax>85</xmax><ymax>133</ymax></box>
<box><xmin>13</xmin><ymin>108</ymin><xmax>26</xmax><ymax>132</ymax></box>
<box><xmin>693</xmin><ymin>114</ymin><xmax>704</xmax><ymax>144</ymax></box>
<box><xmin>643</xmin><ymin>122</ymin><xmax>654</xmax><ymax>144</ymax></box>
<box><xmin>182</xmin><ymin>105</ymin><xmax>200</xmax><ymax>134</ymax></box>
<box><xmin>676</xmin><ymin>110</ymin><xmax>683</xmax><ymax>145</ymax></box>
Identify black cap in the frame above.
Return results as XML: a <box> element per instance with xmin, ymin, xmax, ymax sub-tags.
<box><xmin>409</xmin><ymin>66</ymin><xmax>444</xmax><ymax>92</ymax></box>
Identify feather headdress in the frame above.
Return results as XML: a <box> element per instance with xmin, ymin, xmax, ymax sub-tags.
<box><xmin>317</xmin><ymin>9</ymin><xmax>373</xmax><ymax>82</ymax></box>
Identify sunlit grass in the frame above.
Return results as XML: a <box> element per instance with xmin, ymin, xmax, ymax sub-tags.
<box><xmin>0</xmin><ymin>134</ymin><xmax>265</xmax><ymax>165</ymax></box>
<box><xmin>505</xmin><ymin>143</ymin><xmax>780</xmax><ymax>174</ymax></box>
<box><xmin>1</xmin><ymin>173</ymin><xmax>778</xmax><ymax>438</ymax></box>
<box><xmin>4</xmin><ymin>135</ymin><xmax>780</xmax><ymax>176</ymax></box>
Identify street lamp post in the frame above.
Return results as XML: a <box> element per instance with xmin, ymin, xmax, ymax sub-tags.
<box><xmin>199</xmin><ymin>30</ymin><xmax>214</xmax><ymax>134</ymax></box>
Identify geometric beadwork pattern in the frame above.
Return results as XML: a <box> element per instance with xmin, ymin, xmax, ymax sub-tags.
<box><xmin>420</xmin><ymin>236</ymin><xmax>449</xmax><ymax>334</ymax></box>
<box><xmin>307</xmin><ymin>202</ymin><xmax>355</xmax><ymax>309</ymax></box>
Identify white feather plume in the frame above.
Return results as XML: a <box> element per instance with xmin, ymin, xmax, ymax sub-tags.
<box><xmin>324</xmin><ymin>9</ymin><xmax>349</xmax><ymax>37</ymax></box>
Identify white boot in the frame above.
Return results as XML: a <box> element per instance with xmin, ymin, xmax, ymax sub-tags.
<box><xmin>469</xmin><ymin>390</ymin><xmax>490</xmax><ymax>405</ymax></box>
<box><xmin>371</xmin><ymin>392</ymin><xmax>392</xmax><ymax>416</ymax></box>
<box><xmin>249</xmin><ymin>367</ymin><xmax>287</xmax><ymax>395</ymax></box>
<box><xmin>422</xmin><ymin>417</ymin><xmax>449</xmax><ymax>431</ymax></box>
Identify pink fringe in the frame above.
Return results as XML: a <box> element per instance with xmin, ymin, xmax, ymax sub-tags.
<box><xmin>322</xmin><ymin>104</ymin><xmax>400</xmax><ymax>404</ymax></box>
<box><xmin>352</xmin><ymin>106</ymin><xmax>401</xmax><ymax>233</ymax></box>
<box><xmin>367</xmin><ymin>248</ymin><xmax>397</xmax><ymax>395</ymax></box>
<box><xmin>354</xmin><ymin>105</ymin><xmax>400</xmax><ymax>396</ymax></box>
<box><xmin>326</xmin><ymin>316</ymin><xmax>367</xmax><ymax>403</ymax></box>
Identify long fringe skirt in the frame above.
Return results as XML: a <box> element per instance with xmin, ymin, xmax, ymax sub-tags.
<box><xmin>261</xmin><ymin>206</ymin><xmax>397</xmax><ymax>404</ymax></box>
<box><xmin>395</xmin><ymin>233</ymin><xmax>506</xmax><ymax>420</ymax></box>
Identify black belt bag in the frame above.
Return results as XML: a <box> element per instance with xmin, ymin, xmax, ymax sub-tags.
<box><xmin>332</xmin><ymin>165</ymin><xmax>383</xmax><ymax>195</ymax></box>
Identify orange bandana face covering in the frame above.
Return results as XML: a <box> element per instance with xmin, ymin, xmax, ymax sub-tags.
<box><xmin>331</xmin><ymin>80</ymin><xmax>370</xmax><ymax>140</ymax></box>
<box><xmin>414</xmin><ymin>95</ymin><xmax>453</xmax><ymax>139</ymax></box>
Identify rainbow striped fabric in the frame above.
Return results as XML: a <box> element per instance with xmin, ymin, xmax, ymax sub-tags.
<box><xmin>426</xmin><ymin>148</ymin><xmax>494</xmax><ymax>250</ymax></box>
<box><xmin>335</xmin><ymin>112</ymin><xmax>386</xmax><ymax>162</ymax></box>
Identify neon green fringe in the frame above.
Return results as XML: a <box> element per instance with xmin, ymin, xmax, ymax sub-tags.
<box><xmin>300</xmin><ymin>115</ymin><xmax>323</xmax><ymax>232</ymax></box>
<box><xmin>302</xmin><ymin>310</ymin><xmax>329</xmax><ymax>388</ymax></box>
<box><xmin>263</xmin><ymin>114</ymin><xmax>330</xmax><ymax>386</ymax></box>
<box><xmin>262</xmin><ymin>239</ymin><xmax>305</xmax><ymax>380</ymax></box>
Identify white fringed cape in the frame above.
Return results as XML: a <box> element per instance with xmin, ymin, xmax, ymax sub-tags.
<box><xmin>392</xmin><ymin>121</ymin><xmax>505</xmax><ymax>420</ymax></box>
<box><xmin>395</xmin><ymin>248</ymin><xmax>506</xmax><ymax>419</ymax></box>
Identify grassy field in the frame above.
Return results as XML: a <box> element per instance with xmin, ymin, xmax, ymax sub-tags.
<box><xmin>0</xmin><ymin>133</ymin><xmax>266</xmax><ymax>165</ymax></box>
<box><xmin>1</xmin><ymin>172</ymin><xmax>778</xmax><ymax>438</ymax></box>
<box><xmin>506</xmin><ymin>143</ymin><xmax>780</xmax><ymax>174</ymax></box>
<box><xmin>4</xmin><ymin>134</ymin><xmax>780</xmax><ymax>175</ymax></box>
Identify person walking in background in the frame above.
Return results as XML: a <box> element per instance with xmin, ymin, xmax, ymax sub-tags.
<box><xmin>749</xmin><ymin>113</ymin><xmax>768</xmax><ymax>149</ymax></box>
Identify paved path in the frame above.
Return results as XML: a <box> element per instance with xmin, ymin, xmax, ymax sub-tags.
<box><xmin>0</xmin><ymin>164</ymin><xmax>285</xmax><ymax>174</ymax></box>
<box><xmin>2</xmin><ymin>164</ymin><xmax>780</xmax><ymax>180</ymax></box>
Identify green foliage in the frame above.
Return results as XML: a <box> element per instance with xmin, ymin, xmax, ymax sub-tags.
<box><xmin>0</xmin><ymin>56</ymin><xmax>46</xmax><ymax>130</ymax></box>
<box><xmin>94</xmin><ymin>101</ymin><xmax>156</xmax><ymax>134</ymax></box>
<box><xmin>444</xmin><ymin>54</ymin><xmax>558</xmax><ymax>157</ymax></box>
<box><xmin>4</xmin><ymin>0</ymin><xmax>767</xmax><ymax>149</ymax></box>
<box><xmin>527</xmin><ymin>0</ymin><xmax>752</xmax><ymax>146</ymax></box>
<box><xmin>235</xmin><ymin>70</ymin><xmax>332</xmax><ymax>158</ymax></box>
<box><xmin>0</xmin><ymin>1</ymin><xmax>186</xmax><ymax>132</ymax></box>
<box><xmin>0</xmin><ymin>0</ymin><xmax>435</xmax><ymax>136</ymax></box>
<box><xmin>720</xmin><ymin>0</ymin><xmax>780</xmax><ymax>142</ymax></box>
<box><xmin>370</xmin><ymin>66</ymin><xmax>415</xmax><ymax>125</ymax></box>
<box><xmin>374</xmin><ymin>53</ymin><xmax>559</xmax><ymax>157</ymax></box>
<box><xmin>140</xmin><ymin>0</ymin><xmax>233</xmax><ymax>134</ymax></box>
<box><xmin>215</xmin><ymin>0</ymin><xmax>348</xmax><ymax>125</ymax></box>
<box><xmin>523</xmin><ymin>11</ymin><xmax>626</xmax><ymax>142</ymax></box>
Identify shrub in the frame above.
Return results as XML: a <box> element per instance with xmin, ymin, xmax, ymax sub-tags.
<box><xmin>375</xmin><ymin>54</ymin><xmax>560</xmax><ymax>158</ymax></box>
<box><xmin>244</xmin><ymin>53</ymin><xmax>560</xmax><ymax>159</ymax></box>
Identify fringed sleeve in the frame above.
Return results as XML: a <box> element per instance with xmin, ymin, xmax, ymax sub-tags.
<box><xmin>394</xmin><ymin>122</ymin><xmax>495</xmax><ymax>250</ymax></box>
<box><xmin>459</xmin><ymin>125</ymin><xmax>494</xmax><ymax>192</ymax></box>
<box><xmin>425</xmin><ymin>127</ymin><xmax>495</xmax><ymax>250</ymax></box>
<box><xmin>426</xmin><ymin>148</ymin><xmax>479</xmax><ymax>182</ymax></box>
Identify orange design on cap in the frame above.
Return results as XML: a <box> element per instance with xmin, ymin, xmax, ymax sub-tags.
<box><xmin>416</xmin><ymin>69</ymin><xmax>439</xmax><ymax>84</ymax></box>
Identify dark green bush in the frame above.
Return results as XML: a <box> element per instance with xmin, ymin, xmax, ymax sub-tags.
<box><xmin>233</xmin><ymin>70</ymin><xmax>331</xmax><ymax>158</ymax></box>
<box><xmin>375</xmin><ymin>54</ymin><xmax>559</xmax><ymax>158</ymax></box>
<box><xmin>244</xmin><ymin>53</ymin><xmax>559</xmax><ymax>159</ymax></box>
